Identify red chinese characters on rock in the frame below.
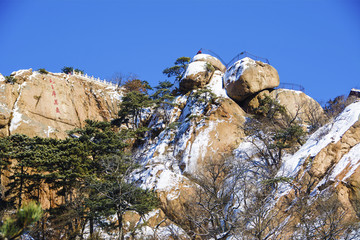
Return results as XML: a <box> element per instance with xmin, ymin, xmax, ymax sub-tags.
<box><xmin>49</xmin><ymin>79</ymin><xmax>61</xmax><ymax>114</ymax></box>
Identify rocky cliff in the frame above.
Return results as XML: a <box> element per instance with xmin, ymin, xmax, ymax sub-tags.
<box><xmin>1</xmin><ymin>54</ymin><xmax>359</xmax><ymax>239</ymax></box>
<box><xmin>0</xmin><ymin>69</ymin><xmax>121</xmax><ymax>139</ymax></box>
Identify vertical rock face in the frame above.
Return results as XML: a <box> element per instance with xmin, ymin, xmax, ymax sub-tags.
<box><xmin>224</xmin><ymin>57</ymin><xmax>279</xmax><ymax>101</ymax></box>
<box><xmin>0</xmin><ymin>69</ymin><xmax>122</xmax><ymax>138</ymax></box>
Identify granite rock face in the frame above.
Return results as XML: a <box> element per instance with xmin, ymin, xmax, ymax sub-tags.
<box><xmin>0</xmin><ymin>69</ymin><xmax>122</xmax><ymax>138</ymax></box>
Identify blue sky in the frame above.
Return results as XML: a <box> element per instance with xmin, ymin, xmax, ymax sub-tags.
<box><xmin>0</xmin><ymin>0</ymin><xmax>359</xmax><ymax>103</ymax></box>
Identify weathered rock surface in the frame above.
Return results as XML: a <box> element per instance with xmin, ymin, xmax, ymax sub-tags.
<box><xmin>179</xmin><ymin>54</ymin><xmax>225</xmax><ymax>92</ymax></box>
<box><xmin>0</xmin><ymin>69</ymin><xmax>122</xmax><ymax>138</ymax></box>
<box><xmin>224</xmin><ymin>57</ymin><xmax>279</xmax><ymax>101</ymax></box>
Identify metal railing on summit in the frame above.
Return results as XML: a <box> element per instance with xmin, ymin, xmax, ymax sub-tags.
<box><xmin>226</xmin><ymin>51</ymin><xmax>270</xmax><ymax>68</ymax></box>
<box><xmin>195</xmin><ymin>48</ymin><xmax>227</xmax><ymax>66</ymax></box>
<box><xmin>276</xmin><ymin>83</ymin><xmax>305</xmax><ymax>92</ymax></box>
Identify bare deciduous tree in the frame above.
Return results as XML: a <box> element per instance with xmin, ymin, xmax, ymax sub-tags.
<box><xmin>289</xmin><ymin>189</ymin><xmax>360</xmax><ymax>240</ymax></box>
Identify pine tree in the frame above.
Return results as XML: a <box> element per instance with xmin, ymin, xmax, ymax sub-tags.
<box><xmin>0</xmin><ymin>201</ymin><xmax>43</xmax><ymax>240</ymax></box>
<box><xmin>86</xmin><ymin>155</ymin><xmax>158</xmax><ymax>239</ymax></box>
<box><xmin>0</xmin><ymin>138</ymin><xmax>11</xmax><ymax>202</ymax></box>
<box><xmin>163</xmin><ymin>57</ymin><xmax>191</xmax><ymax>81</ymax></box>
<box><xmin>151</xmin><ymin>80</ymin><xmax>174</xmax><ymax>105</ymax></box>
<box><xmin>4</xmin><ymin>134</ymin><xmax>45</xmax><ymax>208</ymax></box>
<box><xmin>117</xmin><ymin>91</ymin><xmax>153</xmax><ymax>130</ymax></box>
<box><xmin>0</xmin><ymin>120</ymin><xmax>159</xmax><ymax>239</ymax></box>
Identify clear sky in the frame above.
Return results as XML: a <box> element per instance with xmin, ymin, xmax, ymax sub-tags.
<box><xmin>0</xmin><ymin>0</ymin><xmax>359</xmax><ymax>103</ymax></box>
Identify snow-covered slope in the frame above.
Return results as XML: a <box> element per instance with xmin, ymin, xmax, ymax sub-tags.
<box><xmin>282</xmin><ymin>101</ymin><xmax>360</xmax><ymax>176</ymax></box>
<box><xmin>262</xmin><ymin>100</ymin><xmax>360</xmax><ymax>237</ymax></box>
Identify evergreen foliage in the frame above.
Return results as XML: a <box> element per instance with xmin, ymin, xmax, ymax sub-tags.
<box><xmin>0</xmin><ymin>120</ymin><xmax>158</xmax><ymax>239</ymax></box>
<box><xmin>0</xmin><ymin>138</ymin><xmax>11</xmax><ymax>201</ymax></box>
<box><xmin>245</xmin><ymin>95</ymin><xmax>306</xmax><ymax>182</ymax></box>
<box><xmin>37</xmin><ymin>68</ymin><xmax>48</xmax><ymax>74</ymax></box>
<box><xmin>4</xmin><ymin>135</ymin><xmax>44</xmax><ymax>207</ymax></box>
<box><xmin>115</xmin><ymin>79</ymin><xmax>154</xmax><ymax>131</ymax></box>
<box><xmin>61</xmin><ymin>66</ymin><xmax>84</xmax><ymax>74</ymax></box>
<box><xmin>0</xmin><ymin>201</ymin><xmax>43</xmax><ymax>240</ymax></box>
<box><xmin>162</xmin><ymin>56</ymin><xmax>190</xmax><ymax>81</ymax></box>
<box><xmin>117</xmin><ymin>91</ymin><xmax>152</xmax><ymax>130</ymax></box>
<box><xmin>151</xmin><ymin>80</ymin><xmax>174</xmax><ymax>106</ymax></box>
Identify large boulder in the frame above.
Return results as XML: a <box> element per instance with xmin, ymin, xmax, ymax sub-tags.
<box><xmin>243</xmin><ymin>88</ymin><xmax>326</xmax><ymax>126</ymax></box>
<box><xmin>179</xmin><ymin>54</ymin><xmax>225</xmax><ymax>92</ymax></box>
<box><xmin>224</xmin><ymin>57</ymin><xmax>279</xmax><ymax>101</ymax></box>
<box><xmin>179</xmin><ymin>61</ymin><xmax>212</xmax><ymax>92</ymax></box>
<box><xmin>269</xmin><ymin>89</ymin><xmax>325</xmax><ymax>125</ymax></box>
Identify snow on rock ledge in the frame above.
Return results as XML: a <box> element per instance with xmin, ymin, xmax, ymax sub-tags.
<box><xmin>180</xmin><ymin>61</ymin><xmax>212</xmax><ymax>92</ymax></box>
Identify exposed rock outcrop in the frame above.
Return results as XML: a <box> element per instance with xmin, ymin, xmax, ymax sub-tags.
<box><xmin>224</xmin><ymin>57</ymin><xmax>279</xmax><ymax>101</ymax></box>
<box><xmin>0</xmin><ymin>69</ymin><xmax>122</xmax><ymax>138</ymax></box>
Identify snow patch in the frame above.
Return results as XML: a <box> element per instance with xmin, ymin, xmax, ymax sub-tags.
<box><xmin>9</xmin><ymin>82</ymin><xmax>27</xmax><ymax>133</ymax></box>
<box><xmin>182</xmin><ymin>61</ymin><xmax>207</xmax><ymax>78</ymax></box>
<box><xmin>183</xmin><ymin>121</ymin><xmax>216</xmax><ymax>173</ymax></box>
<box><xmin>326</xmin><ymin>143</ymin><xmax>360</xmax><ymax>183</ymax></box>
<box><xmin>206</xmin><ymin>70</ymin><xmax>228</xmax><ymax>98</ymax></box>
<box><xmin>44</xmin><ymin>126</ymin><xmax>55</xmax><ymax>138</ymax></box>
<box><xmin>156</xmin><ymin>170</ymin><xmax>180</xmax><ymax>192</ymax></box>
<box><xmin>127</xmin><ymin>223</ymin><xmax>188</xmax><ymax>240</ymax></box>
<box><xmin>192</xmin><ymin>53</ymin><xmax>213</xmax><ymax>62</ymax></box>
<box><xmin>11</xmin><ymin>69</ymin><xmax>32</xmax><ymax>77</ymax></box>
<box><xmin>0</xmin><ymin>74</ymin><xmax>5</xmax><ymax>82</ymax></box>
<box><xmin>9</xmin><ymin>105</ymin><xmax>22</xmax><ymax>133</ymax></box>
